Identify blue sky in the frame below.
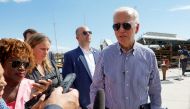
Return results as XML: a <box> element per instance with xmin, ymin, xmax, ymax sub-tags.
<box><xmin>0</xmin><ymin>0</ymin><xmax>190</xmax><ymax>53</ymax></box>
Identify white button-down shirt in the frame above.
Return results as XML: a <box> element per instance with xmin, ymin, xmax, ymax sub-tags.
<box><xmin>80</xmin><ymin>47</ymin><xmax>95</xmax><ymax>77</ymax></box>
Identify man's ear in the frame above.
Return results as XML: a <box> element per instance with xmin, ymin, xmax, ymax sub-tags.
<box><xmin>135</xmin><ymin>23</ymin><xmax>140</xmax><ymax>34</ymax></box>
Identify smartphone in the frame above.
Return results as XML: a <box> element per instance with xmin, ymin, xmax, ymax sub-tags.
<box><xmin>25</xmin><ymin>73</ymin><xmax>76</xmax><ymax>109</ymax></box>
<box><xmin>35</xmin><ymin>74</ymin><xmax>57</xmax><ymax>84</ymax></box>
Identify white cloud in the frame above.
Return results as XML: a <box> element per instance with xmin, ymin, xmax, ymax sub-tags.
<box><xmin>169</xmin><ymin>5</ymin><xmax>190</xmax><ymax>12</ymax></box>
<box><xmin>0</xmin><ymin>0</ymin><xmax>31</xmax><ymax>3</ymax></box>
<box><xmin>13</xmin><ymin>0</ymin><xmax>31</xmax><ymax>3</ymax></box>
<box><xmin>0</xmin><ymin>0</ymin><xmax>9</xmax><ymax>3</ymax></box>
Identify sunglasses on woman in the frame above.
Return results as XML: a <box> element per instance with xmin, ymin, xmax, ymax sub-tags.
<box><xmin>112</xmin><ymin>22</ymin><xmax>132</xmax><ymax>31</ymax></box>
<box><xmin>11</xmin><ymin>60</ymin><xmax>30</xmax><ymax>69</ymax></box>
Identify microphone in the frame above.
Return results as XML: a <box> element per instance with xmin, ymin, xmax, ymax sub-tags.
<box><xmin>93</xmin><ymin>89</ymin><xmax>105</xmax><ymax>109</ymax></box>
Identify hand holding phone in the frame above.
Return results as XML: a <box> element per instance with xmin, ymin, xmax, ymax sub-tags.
<box><xmin>25</xmin><ymin>73</ymin><xmax>76</xmax><ymax>109</ymax></box>
<box><xmin>44</xmin><ymin>87</ymin><xmax>79</xmax><ymax>109</ymax></box>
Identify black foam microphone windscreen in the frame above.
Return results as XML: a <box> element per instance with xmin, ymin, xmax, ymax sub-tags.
<box><xmin>93</xmin><ymin>89</ymin><xmax>105</xmax><ymax>109</ymax></box>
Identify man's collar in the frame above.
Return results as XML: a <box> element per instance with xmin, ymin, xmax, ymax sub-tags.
<box><xmin>116</xmin><ymin>42</ymin><xmax>138</xmax><ymax>56</ymax></box>
<box><xmin>79</xmin><ymin>46</ymin><xmax>95</xmax><ymax>53</ymax></box>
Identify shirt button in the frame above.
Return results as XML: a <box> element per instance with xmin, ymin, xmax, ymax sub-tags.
<box><xmin>126</xmin><ymin>97</ymin><xmax>128</xmax><ymax>100</ymax></box>
<box><xmin>126</xmin><ymin>84</ymin><xmax>129</xmax><ymax>86</ymax></box>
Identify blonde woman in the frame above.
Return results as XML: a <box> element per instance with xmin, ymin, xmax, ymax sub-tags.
<box><xmin>26</xmin><ymin>33</ymin><xmax>62</xmax><ymax>87</ymax></box>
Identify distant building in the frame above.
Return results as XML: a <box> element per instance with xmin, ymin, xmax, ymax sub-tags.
<box><xmin>137</xmin><ymin>32</ymin><xmax>187</xmax><ymax>45</ymax></box>
<box><xmin>137</xmin><ymin>32</ymin><xmax>190</xmax><ymax>69</ymax></box>
<box><xmin>100</xmin><ymin>39</ymin><xmax>113</xmax><ymax>50</ymax></box>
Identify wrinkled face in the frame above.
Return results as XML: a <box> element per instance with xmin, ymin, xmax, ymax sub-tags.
<box><xmin>33</xmin><ymin>39</ymin><xmax>50</xmax><ymax>62</ymax></box>
<box><xmin>0</xmin><ymin>64</ymin><xmax>7</xmax><ymax>98</ymax></box>
<box><xmin>76</xmin><ymin>27</ymin><xmax>92</xmax><ymax>45</ymax></box>
<box><xmin>113</xmin><ymin>11</ymin><xmax>139</xmax><ymax>48</ymax></box>
<box><xmin>3</xmin><ymin>56</ymin><xmax>29</xmax><ymax>83</ymax></box>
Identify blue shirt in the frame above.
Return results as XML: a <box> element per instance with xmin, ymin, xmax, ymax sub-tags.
<box><xmin>90</xmin><ymin>42</ymin><xmax>161</xmax><ymax>109</ymax></box>
<box><xmin>0</xmin><ymin>98</ymin><xmax>9</xmax><ymax>109</ymax></box>
<box><xmin>181</xmin><ymin>49</ymin><xmax>189</xmax><ymax>56</ymax></box>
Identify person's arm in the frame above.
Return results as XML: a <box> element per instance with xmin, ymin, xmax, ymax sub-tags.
<box><xmin>186</xmin><ymin>50</ymin><xmax>190</xmax><ymax>57</ymax></box>
<box><xmin>148</xmin><ymin>54</ymin><xmax>162</xmax><ymax>109</ymax></box>
<box><xmin>50</xmin><ymin>60</ymin><xmax>63</xmax><ymax>84</ymax></box>
<box><xmin>49</xmin><ymin>51</ymin><xmax>56</xmax><ymax>64</ymax></box>
<box><xmin>31</xmin><ymin>87</ymin><xmax>79</xmax><ymax>109</ymax></box>
<box><xmin>31</xmin><ymin>79</ymin><xmax>52</xmax><ymax>97</ymax></box>
<box><xmin>45</xmin><ymin>87</ymin><xmax>79</xmax><ymax>109</ymax></box>
<box><xmin>88</xmin><ymin>53</ymin><xmax>105</xmax><ymax>108</ymax></box>
<box><xmin>62</xmin><ymin>53</ymin><xmax>74</xmax><ymax>78</ymax></box>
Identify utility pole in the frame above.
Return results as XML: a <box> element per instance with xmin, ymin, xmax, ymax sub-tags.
<box><xmin>53</xmin><ymin>12</ymin><xmax>59</xmax><ymax>61</ymax></box>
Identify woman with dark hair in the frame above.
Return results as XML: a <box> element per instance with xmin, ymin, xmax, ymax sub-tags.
<box><xmin>0</xmin><ymin>38</ymin><xmax>51</xmax><ymax>109</ymax></box>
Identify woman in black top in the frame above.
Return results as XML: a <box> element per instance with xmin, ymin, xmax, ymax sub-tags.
<box><xmin>26</xmin><ymin>33</ymin><xmax>62</xmax><ymax>87</ymax></box>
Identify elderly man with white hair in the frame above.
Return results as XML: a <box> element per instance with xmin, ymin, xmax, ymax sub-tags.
<box><xmin>89</xmin><ymin>7</ymin><xmax>162</xmax><ymax>109</ymax></box>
